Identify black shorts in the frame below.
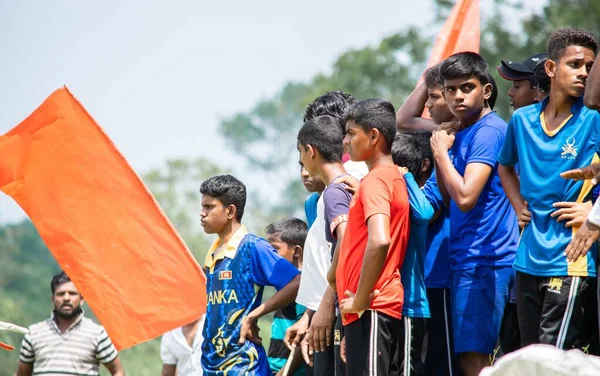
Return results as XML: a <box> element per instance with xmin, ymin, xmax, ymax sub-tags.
<box><xmin>312</xmin><ymin>324</ymin><xmax>335</xmax><ymax>376</ymax></box>
<box><xmin>344</xmin><ymin>310</ymin><xmax>402</xmax><ymax>376</ymax></box>
<box><xmin>423</xmin><ymin>288</ymin><xmax>460</xmax><ymax>376</ymax></box>
<box><xmin>498</xmin><ymin>302</ymin><xmax>520</xmax><ymax>356</ymax></box>
<box><xmin>516</xmin><ymin>271</ymin><xmax>588</xmax><ymax>349</ymax></box>
<box><xmin>334</xmin><ymin>314</ymin><xmax>345</xmax><ymax>376</ymax></box>
<box><xmin>398</xmin><ymin>316</ymin><xmax>426</xmax><ymax>376</ymax></box>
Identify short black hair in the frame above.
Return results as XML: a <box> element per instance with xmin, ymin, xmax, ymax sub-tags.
<box><xmin>304</xmin><ymin>91</ymin><xmax>357</xmax><ymax>133</ymax></box>
<box><xmin>297</xmin><ymin>115</ymin><xmax>344</xmax><ymax>163</ymax></box>
<box><xmin>391</xmin><ymin>131</ymin><xmax>433</xmax><ymax>181</ymax></box>
<box><xmin>440</xmin><ymin>52</ymin><xmax>491</xmax><ymax>87</ymax></box>
<box><xmin>199</xmin><ymin>175</ymin><xmax>247</xmax><ymax>221</ymax></box>
<box><xmin>424</xmin><ymin>63</ymin><xmax>443</xmax><ymax>89</ymax></box>
<box><xmin>534</xmin><ymin>59</ymin><xmax>551</xmax><ymax>93</ymax></box>
<box><xmin>51</xmin><ymin>271</ymin><xmax>72</xmax><ymax>295</ymax></box>
<box><xmin>344</xmin><ymin>98</ymin><xmax>397</xmax><ymax>153</ymax></box>
<box><xmin>265</xmin><ymin>217</ymin><xmax>308</xmax><ymax>248</ymax></box>
<box><xmin>547</xmin><ymin>28</ymin><xmax>599</xmax><ymax>62</ymax></box>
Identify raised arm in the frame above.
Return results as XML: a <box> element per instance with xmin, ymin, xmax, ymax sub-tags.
<box><xmin>396</xmin><ymin>83</ymin><xmax>439</xmax><ymax>132</ymax></box>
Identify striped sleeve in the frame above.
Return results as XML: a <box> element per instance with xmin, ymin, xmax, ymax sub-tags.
<box><xmin>95</xmin><ymin>329</ymin><xmax>118</xmax><ymax>364</ymax></box>
<box><xmin>19</xmin><ymin>333</ymin><xmax>35</xmax><ymax>364</ymax></box>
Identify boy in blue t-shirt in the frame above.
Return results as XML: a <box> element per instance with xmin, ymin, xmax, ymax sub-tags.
<box><xmin>498</xmin><ymin>28</ymin><xmax>600</xmax><ymax>350</ymax></box>
<box><xmin>265</xmin><ymin>218</ymin><xmax>308</xmax><ymax>376</ymax></box>
<box><xmin>431</xmin><ymin>52</ymin><xmax>519</xmax><ymax>376</ymax></box>
<box><xmin>391</xmin><ymin>130</ymin><xmax>435</xmax><ymax>376</ymax></box>
<box><xmin>199</xmin><ymin>175</ymin><xmax>301</xmax><ymax>376</ymax></box>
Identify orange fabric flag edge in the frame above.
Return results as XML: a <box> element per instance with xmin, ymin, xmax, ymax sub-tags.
<box><xmin>419</xmin><ymin>0</ymin><xmax>481</xmax><ymax>118</ymax></box>
<box><xmin>0</xmin><ymin>87</ymin><xmax>207</xmax><ymax>350</ymax></box>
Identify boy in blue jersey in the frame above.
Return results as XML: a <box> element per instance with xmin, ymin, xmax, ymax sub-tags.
<box><xmin>498</xmin><ymin>28</ymin><xmax>600</xmax><ymax>351</ymax></box>
<box><xmin>199</xmin><ymin>175</ymin><xmax>301</xmax><ymax>376</ymax></box>
<box><xmin>431</xmin><ymin>52</ymin><xmax>518</xmax><ymax>376</ymax></box>
<box><xmin>391</xmin><ymin>130</ymin><xmax>435</xmax><ymax>376</ymax></box>
<box><xmin>297</xmin><ymin>114</ymin><xmax>353</xmax><ymax>376</ymax></box>
<box><xmin>398</xmin><ymin>63</ymin><xmax>477</xmax><ymax>376</ymax></box>
<box><xmin>265</xmin><ymin>218</ymin><xmax>308</xmax><ymax>376</ymax></box>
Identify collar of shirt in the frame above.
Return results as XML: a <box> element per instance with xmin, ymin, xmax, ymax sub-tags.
<box><xmin>204</xmin><ymin>225</ymin><xmax>248</xmax><ymax>268</ymax></box>
<box><xmin>49</xmin><ymin>309</ymin><xmax>85</xmax><ymax>335</ymax></box>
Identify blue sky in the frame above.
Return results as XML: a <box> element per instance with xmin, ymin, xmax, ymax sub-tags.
<box><xmin>0</xmin><ymin>0</ymin><xmax>543</xmax><ymax>223</ymax></box>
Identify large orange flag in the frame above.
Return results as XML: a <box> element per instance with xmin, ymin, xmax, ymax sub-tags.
<box><xmin>0</xmin><ymin>87</ymin><xmax>207</xmax><ymax>350</ymax></box>
<box><xmin>419</xmin><ymin>0</ymin><xmax>480</xmax><ymax>117</ymax></box>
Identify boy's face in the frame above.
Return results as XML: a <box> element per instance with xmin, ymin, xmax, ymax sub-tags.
<box><xmin>426</xmin><ymin>86</ymin><xmax>454</xmax><ymax>124</ymax></box>
<box><xmin>200</xmin><ymin>195</ymin><xmax>230</xmax><ymax>234</ymax></box>
<box><xmin>443</xmin><ymin>76</ymin><xmax>491</xmax><ymax>122</ymax></box>
<box><xmin>508</xmin><ymin>80</ymin><xmax>537</xmax><ymax>109</ymax></box>
<box><xmin>266</xmin><ymin>234</ymin><xmax>296</xmax><ymax>264</ymax></box>
<box><xmin>550</xmin><ymin>45</ymin><xmax>595</xmax><ymax>98</ymax></box>
<box><xmin>298</xmin><ymin>144</ymin><xmax>319</xmax><ymax>179</ymax></box>
<box><xmin>343</xmin><ymin>120</ymin><xmax>371</xmax><ymax>162</ymax></box>
<box><xmin>299</xmin><ymin>163</ymin><xmax>324</xmax><ymax>193</ymax></box>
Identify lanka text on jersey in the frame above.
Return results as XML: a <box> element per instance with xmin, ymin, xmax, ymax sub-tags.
<box><xmin>201</xmin><ymin>226</ymin><xmax>300</xmax><ymax>375</ymax></box>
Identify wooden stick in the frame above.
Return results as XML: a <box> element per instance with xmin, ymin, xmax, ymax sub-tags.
<box><xmin>281</xmin><ymin>344</ymin><xmax>297</xmax><ymax>376</ymax></box>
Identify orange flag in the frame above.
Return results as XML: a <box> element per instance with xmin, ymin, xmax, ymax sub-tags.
<box><xmin>426</xmin><ymin>0</ymin><xmax>480</xmax><ymax>69</ymax></box>
<box><xmin>419</xmin><ymin>0</ymin><xmax>480</xmax><ymax>117</ymax></box>
<box><xmin>0</xmin><ymin>87</ymin><xmax>207</xmax><ymax>350</ymax></box>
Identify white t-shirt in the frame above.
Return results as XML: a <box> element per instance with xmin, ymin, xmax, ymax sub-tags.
<box><xmin>588</xmin><ymin>198</ymin><xmax>600</xmax><ymax>227</ymax></box>
<box><xmin>160</xmin><ymin>316</ymin><xmax>205</xmax><ymax>376</ymax></box>
<box><xmin>296</xmin><ymin>195</ymin><xmax>332</xmax><ymax>311</ymax></box>
<box><xmin>343</xmin><ymin>160</ymin><xmax>369</xmax><ymax>180</ymax></box>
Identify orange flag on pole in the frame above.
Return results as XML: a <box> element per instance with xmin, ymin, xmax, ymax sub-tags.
<box><xmin>426</xmin><ymin>0</ymin><xmax>480</xmax><ymax>69</ymax></box>
<box><xmin>419</xmin><ymin>0</ymin><xmax>480</xmax><ymax>117</ymax></box>
<box><xmin>0</xmin><ymin>87</ymin><xmax>207</xmax><ymax>350</ymax></box>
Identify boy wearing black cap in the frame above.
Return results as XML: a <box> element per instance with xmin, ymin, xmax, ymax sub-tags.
<box><xmin>497</xmin><ymin>52</ymin><xmax>548</xmax><ymax>110</ymax></box>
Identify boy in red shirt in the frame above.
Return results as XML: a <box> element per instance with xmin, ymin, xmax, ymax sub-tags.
<box><xmin>338</xmin><ymin>98</ymin><xmax>410</xmax><ymax>376</ymax></box>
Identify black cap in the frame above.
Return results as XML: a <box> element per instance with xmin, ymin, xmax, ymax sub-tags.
<box><xmin>497</xmin><ymin>52</ymin><xmax>548</xmax><ymax>81</ymax></box>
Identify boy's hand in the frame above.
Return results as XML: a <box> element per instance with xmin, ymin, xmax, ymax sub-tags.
<box><xmin>301</xmin><ymin>331</ymin><xmax>313</xmax><ymax>366</ymax></box>
<box><xmin>439</xmin><ymin>120</ymin><xmax>463</xmax><ymax>134</ymax></box>
<box><xmin>398</xmin><ymin>166</ymin><xmax>409</xmax><ymax>176</ymax></box>
<box><xmin>339</xmin><ymin>290</ymin><xmax>379</xmax><ymax>315</ymax></box>
<box><xmin>552</xmin><ymin>201</ymin><xmax>593</xmax><ymax>228</ymax></box>
<box><xmin>431</xmin><ymin>129</ymin><xmax>455</xmax><ymax>154</ymax></box>
<box><xmin>561</xmin><ymin>163</ymin><xmax>600</xmax><ymax>184</ymax></box>
<box><xmin>308</xmin><ymin>303</ymin><xmax>335</xmax><ymax>353</ymax></box>
<box><xmin>334</xmin><ymin>175</ymin><xmax>360</xmax><ymax>194</ymax></box>
<box><xmin>238</xmin><ymin>314</ymin><xmax>262</xmax><ymax>345</ymax></box>
<box><xmin>284</xmin><ymin>314</ymin><xmax>309</xmax><ymax>350</ymax></box>
<box><xmin>340</xmin><ymin>336</ymin><xmax>346</xmax><ymax>363</ymax></box>
<box><xmin>519</xmin><ymin>201</ymin><xmax>531</xmax><ymax>228</ymax></box>
<box><xmin>565</xmin><ymin>220</ymin><xmax>600</xmax><ymax>263</ymax></box>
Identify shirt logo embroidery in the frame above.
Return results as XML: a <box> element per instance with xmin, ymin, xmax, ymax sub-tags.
<box><xmin>219</xmin><ymin>271</ymin><xmax>232</xmax><ymax>280</ymax></box>
<box><xmin>561</xmin><ymin>137</ymin><xmax>578</xmax><ymax>159</ymax></box>
<box><xmin>548</xmin><ymin>277</ymin><xmax>563</xmax><ymax>294</ymax></box>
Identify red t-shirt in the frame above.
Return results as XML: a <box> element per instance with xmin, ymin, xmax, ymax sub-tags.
<box><xmin>336</xmin><ymin>163</ymin><xmax>410</xmax><ymax>325</ymax></box>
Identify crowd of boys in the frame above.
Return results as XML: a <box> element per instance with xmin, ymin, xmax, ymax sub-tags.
<box><xmin>19</xmin><ymin>27</ymin><xmax>600</xmax><ymax>376</ymax></box>
<box><xmin>192</xmin><ymin>27</ymin><xmax>600</xmax><ymax>376</ymax></box>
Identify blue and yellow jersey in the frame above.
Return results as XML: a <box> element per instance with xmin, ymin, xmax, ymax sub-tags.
<box><xmin>201</xmin><ymin>226</ymin><xmax>300</xmax><ymax>376</ymax></box>
<box><xmin>498</xmin><ymin>97</ymin><xmax>600</xmax><ymax>277</ymax></box>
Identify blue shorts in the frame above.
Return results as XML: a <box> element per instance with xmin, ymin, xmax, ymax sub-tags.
<box><xmin>451</xmin><ymin>266</ymin><xmax>513</xmax><ymax>354</ymax></box>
